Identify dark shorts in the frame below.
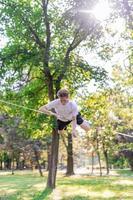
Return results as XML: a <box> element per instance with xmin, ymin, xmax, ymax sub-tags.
<box><xmin>57</xmin><ymin>113</ymin><xmax>84</xmax><ymax>131</ymax></box>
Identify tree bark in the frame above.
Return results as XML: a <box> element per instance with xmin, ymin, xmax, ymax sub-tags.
<box><xmin>102</xmin><ymin>141</ymin><xmax>109</xmax><ymax>175</ymax></box>
<box><xmin>47</xmin><ymin>142</ymin><xmax>52</xmax><ymax>171</ymax></box>
<box><xmin>91</xmin><ymin>151</ymin><xmax>94</xmax><ymax>174</ymax></box>
<box><xmin>0</xmin><ymin>160</ymin><xmax>2</xmax><ymax>170</ymax></box>
<box><xmin>46</xmin><ymin>143</ymin><xmax>51</xmax><ymax>171</ymax></box>
<box><xmin>34</xmin><ymin>149</ymin><xmax>43</xmax><ymax>177</ymax></box>
<box><xmin>103</xmin><ymin>150</ymin><xmax>109</xmax><ymax>175</ymax></box>
<box><xmin>130</xmin><ymin>161</ymin><xmax>133</xmax><ymax>171</ymax></box>
<box><xmin>66</xmin><ymin>133</ymin><xmax>74</xmax><ymax>176</ymax></box>
<box><xmin>11</xmin><ymin>151</ymin><xmax>15</xmax><ymax>175</ymax></box>
<box><xmin>47</xmin><ymin>128</ymin><xmax>59</xmax><ymax>189</ymax></box>
<box><xmin>96</xmin><ymin>138</ymin><xmax>102</xmax><ymax>176</ymax></box>
<box><xmin>97</xmin><ymin>151</ymin><xmax>102</xmax><ymax>176</ymax></box>
<box><xmin>46</xmin><ymin>78</ymin><xmax>61</xmax><ymax>188</ymax></box>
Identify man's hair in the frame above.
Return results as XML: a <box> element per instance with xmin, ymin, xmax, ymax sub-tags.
<box><xmin>57</xmin><ymin>89</ymin><xmax>69</xmax><ymax>97</ymax></box>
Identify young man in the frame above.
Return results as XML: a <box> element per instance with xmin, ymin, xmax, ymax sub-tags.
<box><xmin>39</xmin><ymin>89</ymin><xmax>90</xmax><ymax>137</ymax></box>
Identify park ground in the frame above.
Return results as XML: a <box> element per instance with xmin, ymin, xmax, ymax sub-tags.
<box><xmin>0</xmin><ymin>170</ymin><xmax>133</xmax><ymax>200</ymax></box>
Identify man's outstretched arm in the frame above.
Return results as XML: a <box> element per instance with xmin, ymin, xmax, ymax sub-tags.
<box><xmin>39</xmin><ymin>105</ymin><xmax>57</xmax><ymax>117</ymax></box>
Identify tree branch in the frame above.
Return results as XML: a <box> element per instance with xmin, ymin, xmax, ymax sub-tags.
<box><xmin>0</xmin><ymin>0</ymin><xmax>45</xmax><ymax>48</ymax></box>
<box><xmin>41</xmin><ymin>0</ymin><xmax>54</xmax><ymax>101</ymax></box>
<box><xmin>57</xmin><ymin>29</ymin><xmax>86</xmax><ymax>82</ymax></box>
<box><xmin>27</xmin><ymin>23</ymin><xmax>45</xmax><ymax>48</ymax></box>
<box><xmin>41</xmin><ymin>0</ymin><xmax>51</xmax><ymax>65</ymax></box>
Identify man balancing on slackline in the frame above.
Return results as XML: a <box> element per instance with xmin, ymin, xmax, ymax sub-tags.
<box><xmin>39</xmin><ymin>89</ymin><xmax>90</xmax><ymax>137</ymax></box>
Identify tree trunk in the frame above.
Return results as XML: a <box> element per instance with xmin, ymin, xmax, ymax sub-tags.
<box><xmin>46</xmin><ymin>78</ymin><xmax>60</xmax><ymax>188</ymax></box>
<box><xmin>91</xmin><ymin>151</ymin><xmax>94</xmax><ymax>174</ymax></box>
<box><xmin>96</xmin><ymin>137</ymin><xmax>102</xmax><ymax>176</ymax></box>
<box><xmin>97</xmin><ymin>151</ymin><xmax>102</xmax><ymax>176</ymax></box>
<box><xmin>130</xmin><ymin>163</ymin><xmax>133</xmax><ymax>171</ymax></box>
<box><xmin>66</xmin><ymin>133</ymin><xmax>74</xmax><ymax>176</ymax></box>
<box><xmin>11</xmin><ymin>152</ymin><xmax>15</xmax><ymax>175</ymax></box>
<box><xmin>128</xmin><ymin>160</ymin><xmax>133</xmax><ymax>171</ymax></box>
<box><xmin>16</xmin><ymin>160</ymin><xmax>19</xmax><ymax>170</ymax></box>
<box><xmin>0</xmin><ymin>161</ymin><xmax>2</xmax><ymax>170</ymax></box>
<box><xmin>47</xmin><ymin>128</ymin><xmax>60</xmax><ymax>189</ymax></box>
<box><xmin>34</xmin><ymin>149</ymin><xmax>43</xmax><ymax>177</ymax></box>
<box><xmin>103</xmin><ymin>150</ymin><xmax>109</xmax><ymax>175</ymax></box>
<box><xmin>60</xmin><ymin>155</ymin><xmax>64</xmax><ymax>169</ymax></box>
<box><xmin>47</xmin><ymin>143</ymin><xmax>51</xmax><ymax>171</ymax></box>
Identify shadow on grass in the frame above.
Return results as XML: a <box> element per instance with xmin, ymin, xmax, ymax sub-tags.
<box><xmin>58</xmin><ymin>178</ymin><xmax>111</xmax><ymax>187</ymax></box>
<box><xmin>62</xmin><ymin>195</ymin><xmax>133</xmax><ymax>200</ymax></box>
<box><xmin>116</xmin><ymin>169</ymin><xmax>133</xmax><ymax>177</ymax></box>
<box><xmin>58</xmin><ymin>176</ymin><xmax>133</xmax><ymax>196</ymax></box>
<box><xmin>33</xmin><ymin>188</ymin><xmax>52</xmax><ymax>200</ymax></box>
<box><xmin>0</xmin><ymin>194</ymin><xmax>19</xmax><ymax>200</ymax></box>
<box><xmin>62</xmin><ymin>195</ymin><xmax>89</xmax><ymax>200</ymax></box>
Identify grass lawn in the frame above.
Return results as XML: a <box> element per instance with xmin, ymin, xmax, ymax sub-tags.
<box><xmin>0</xmin><ymin>170</ymin><xmax>133</xmax><ymax>200</ymax></box>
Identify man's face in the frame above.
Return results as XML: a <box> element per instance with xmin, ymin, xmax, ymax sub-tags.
<box><xmin>59</xmin><ymin>96</ymin><xmax>69</xmax><ymax>105</ymax></box>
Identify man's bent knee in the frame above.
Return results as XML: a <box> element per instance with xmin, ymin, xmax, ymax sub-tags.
<box><xmin>80</xmin><ymin>120</ymin><xmax>90</xmax><ymax>131</ymax></box>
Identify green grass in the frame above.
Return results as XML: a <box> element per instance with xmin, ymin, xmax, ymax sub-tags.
<box><xmin>116</xmin><ymin>169</ymin><xmax>133</xmax><ymax>177</ymax></box>
<box><xmin>0</xmin><ymin>170</ymin><xmax>133</xmax><ymax>200</ymax></box>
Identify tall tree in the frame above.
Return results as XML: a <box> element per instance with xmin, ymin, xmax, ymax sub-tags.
<box><xmin>0</xmin><ymin>0</ymin><xmax>107</xmax><ymax>188</ymax></box>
